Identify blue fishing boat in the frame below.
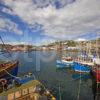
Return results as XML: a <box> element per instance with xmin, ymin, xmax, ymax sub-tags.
<box><xmin>56</xmin><ymin>60</ymin><xmax>67</xmax><ymax>68</ymax></box>
<box><xmin>73</xmin><ymin>62</ymin><xmax>91</xmax><ymax>73</ymax></box>
<box><xmin>56</xmin><ymin>57</ymin><xmax>73</xmax><ymax>68</ymax></box>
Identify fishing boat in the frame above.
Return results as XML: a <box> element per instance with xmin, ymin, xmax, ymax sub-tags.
<box><xmin>92</xmin><ymin>58</ymin><xmax>100</xmax><ymax>83</ymax></box>
<box><xmin>61</xmin><ymin>57</ymin><xmax>73</xmax><ymax>65</ymax></box>
<box><xmin>90</xmin><ymin>37</ymin><xmax>100</xmax><ymax>82</ymax></box>
<box><xmin>0</xmin><ymin>36</ymin><xmax>19</xmax><ymax>81</ymax></box>
<box><xmin>0</xmin><ymin>60</ymin><xmax>19</xmax><ymax>80</ymax></box>
<box><xmin>0</xmin><ymin>79</ymin><xmax>56</xmax><ymax>100</ymax></box>
<box><xmin>77</xmin><ymin>60</ymin><xmax>94</xmax><ymax>66</ymax></box>
<box><xmin>56</xmin><ymin>57</ymin><xmax>73</xmax><ymax>68</ymax></box>
<box><xmin>73</xmin><ymin>39</ymin><xmax>96</xmax><ymax>73</ymax></box>
<box><xmin>73</xmin><ymin>62</ymin><xmax>91</xmax><ymax>73</ymax></box>
<box><xmin>77</xmin><ymin>51</ymin><xmax>94</xmax><ymax>65</ymax></box>
<box><xmin>90</xmin><ymin>58</ymin><xmax>100</xmax><ymax>100</ymax></box>
<box><xmin>73</xmin><ymin>51</ymin><xmax>93</xmax><ymax>73</ymax></box>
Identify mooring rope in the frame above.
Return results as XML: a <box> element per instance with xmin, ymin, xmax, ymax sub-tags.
<box><xmin>3</xmin><ymin>69</ymin><xmax>20</xmax><ymax>79</ymax></box>
<box><xmin>3</xmin><ymin>69</ymin><xmax>36</xmax><ymax>80</ymax></box>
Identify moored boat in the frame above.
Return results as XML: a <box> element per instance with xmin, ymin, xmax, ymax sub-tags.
<box><xmin>56</xmin><ymin>57</ymin><xmax>73</xmax><ymax>68</ymax></box>
<box><xmin>0</xmin><ymin>60</ymin><xmax>19</xmax><ymax>81</ymax></box>
<box><xmin>0</xmin><ymin>79</ymin><xmax>56</xmax><ymax>100</ymax></box>
<box><xmin>62</xmin><ymin>57</ymin><xmax>73</xmax><ymax>65</ymax></box>
<box><xmin>92</xmin><ymin>58</ymin><xmax>100</xmax><ymax>83</ymax></box>
<box><xmin>73</xmin><ymin>62</ymin><xmax>91</xmax><ymax>73</ymax></box>
<box><xmin>0</xmin><ymin>36</ymin><xmax>19</xmax><ymax>81</ymax></box>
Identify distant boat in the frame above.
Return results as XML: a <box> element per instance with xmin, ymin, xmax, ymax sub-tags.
<box><xmin>56</xmin><ymin>57</ymin><xmax>73</xmax><ymax>68</ymax></box>
<box><xmin>0</xmin><ymin>60</ymin><xmax>19</xmax><ymax>80</ymax></box>
<box><xmin>73</xmin><ymin>62</ymin><xmax>91</xmax><ymax>73</ymax></box>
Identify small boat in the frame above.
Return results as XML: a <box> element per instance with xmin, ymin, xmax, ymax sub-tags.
<box><xmin>0</xmin><ymin>79</ymin><xmax>56</xmax><ymax>100</ymax></box>
<box><xmin>0</xmin><ymin>60</ymin><xmax>19</xmax><ymax>81</ymax></box>
<box><xmin>56</xmin><ymin>57</ymin><xmax>73</xmax><ymax>68</ymax></box>
<box><xmin>73</xmin><ymin>62</ymin><xmax>91</xmax><ymax>73</ymax></box>
<box><xmin>62</xmin><ymin>57</ymin><xmax>73</xmax><ymax>65</ymax></box>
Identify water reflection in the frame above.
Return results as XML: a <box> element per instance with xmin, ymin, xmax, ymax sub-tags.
<box><xmin>0</xmin><ymin>51</ymin><xmax>94</xmax><ymax>100</ymax></box>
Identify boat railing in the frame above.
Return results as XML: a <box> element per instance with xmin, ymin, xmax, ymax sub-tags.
<box><xmin>7</xmin><ymin>84</ymin><xmax>55</xmax><ymax>100</ymax></box>
<box><xmin>0</xmin><ymin>61</ymin><xmax>17</xmax><ymax>71</ymax></box>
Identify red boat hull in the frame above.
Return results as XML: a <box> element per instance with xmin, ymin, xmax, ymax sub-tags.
<box><xmin>92</xmin><ymin>69</ymin><xmax>100</xmax><ymax>83</ymax></box>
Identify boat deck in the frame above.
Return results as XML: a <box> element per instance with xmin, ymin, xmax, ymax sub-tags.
<box><xmin>0</xmin><ymin>61</ymin><xmax>17</xmax><ymax>72</ymax></box>
<box><xmin>0</xmin><ymin>80</ymin><xmax>55</xmax><ymax>100</ymax></box>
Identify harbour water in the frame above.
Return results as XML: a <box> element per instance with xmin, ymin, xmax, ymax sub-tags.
<box><xmin>2</xmin><ymin>51</ymin><xmax>94</xmax><ymax>100</ymax></box>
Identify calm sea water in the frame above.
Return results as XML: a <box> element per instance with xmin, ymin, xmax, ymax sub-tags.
<box><xmin>1</xmin><ymin>51</ymin><xmax>94</xmax><ymax>100</ymax></box>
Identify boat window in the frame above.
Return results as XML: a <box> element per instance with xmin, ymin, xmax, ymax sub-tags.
<box><xmin>8</xmin><ymin>93</ymin><xmax>14</xmax><ymax>100</ymax></box>
<box><xmin>98</xmin><ymin>66</ymin><xmax>100</xmax><ymax>70</ymax></box>
<box><xmin>29</xmin><ymin>86</ymin><xmax>35</xmax><ymax>93</ymax></box>
<box><xmin>15</xmin><ymin>90</ymin><xmax>21</xmax><ymax>99</ymax></box>
<box><xmin>22</xmin><ymin>88</ymin><xmax>28</xmax><ymax>96</ymax></box>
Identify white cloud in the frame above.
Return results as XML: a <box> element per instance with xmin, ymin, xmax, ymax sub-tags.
<box><xmin>0</xmin><ymin>18</ymin><xmax>23</xmax><ymax>35</ymax></box>
<box><xmin>40</xmin><ymin>38</ymin><xmax>55</xmax><ymax>45</ymax></box>
<box><xmin>2</xmin><ymin>0</ymin><xmax>100</xmax><ymax>39</ymax></box>
<box><xmin>75</xmin><ymin>38</ymin><xmax>87</xmax><ymax>42</ymax></box>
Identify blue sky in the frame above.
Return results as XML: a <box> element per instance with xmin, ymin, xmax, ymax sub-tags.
<box><xmin>0</xmin><ymin>0</ymin><xmax>100</xmax><ymax>45</ymax></box>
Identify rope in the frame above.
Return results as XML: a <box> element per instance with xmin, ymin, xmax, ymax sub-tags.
<box><xmin>3</xmin><ymin>69</ymin><xmax>20</xmax><ymax>79</ymax></box>
<box><xmin>3</xmin><ymin>69</ymin><xmax>36</xmax><ymax>80</ymax></box>
<box><xmin>32</xmin><ymin>74</ymin><xmax>36</xmax><ymax>80</ymax></box>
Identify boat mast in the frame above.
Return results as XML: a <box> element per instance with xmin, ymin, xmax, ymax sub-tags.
<box><xmin>0</xmin><ymin>36</ymin><xmax>12</xmax><ymax>57</ymax></box>
<box><xmin>96</xmin><ymin>37</ymin><xmax>99</xmax><ymax>59</ymax></box>
<box><xmin>95</xmin><ymin>33</ymin><xmax>100</xmax><ymax>100</ymax></box>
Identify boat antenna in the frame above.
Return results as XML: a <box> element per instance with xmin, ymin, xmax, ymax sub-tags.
<box><xmin>0</xmin><ymin>36</ymin><xmax>12</xmax><ymax>57</ymax></box>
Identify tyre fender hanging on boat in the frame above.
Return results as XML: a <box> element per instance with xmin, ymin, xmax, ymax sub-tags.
<box><xmin>0</xmin><ymin>78</ymin><xmax>8</xmax><ymax>90</ymax></box>
<box><xmin>0</xmin><ymin>78</ymin><xmax>7</xmax><ymax>85</ymax></box>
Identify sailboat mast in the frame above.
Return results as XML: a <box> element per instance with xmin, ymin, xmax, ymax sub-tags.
<box><xmin>96</xmin><ymin>36</ymin><xmax>99</xmax><ymax>58</ymax></box>
<box><xmin>0</xmin><ymin>36</ymin><xmax>11</xmax><ymax>57</ymax></box>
